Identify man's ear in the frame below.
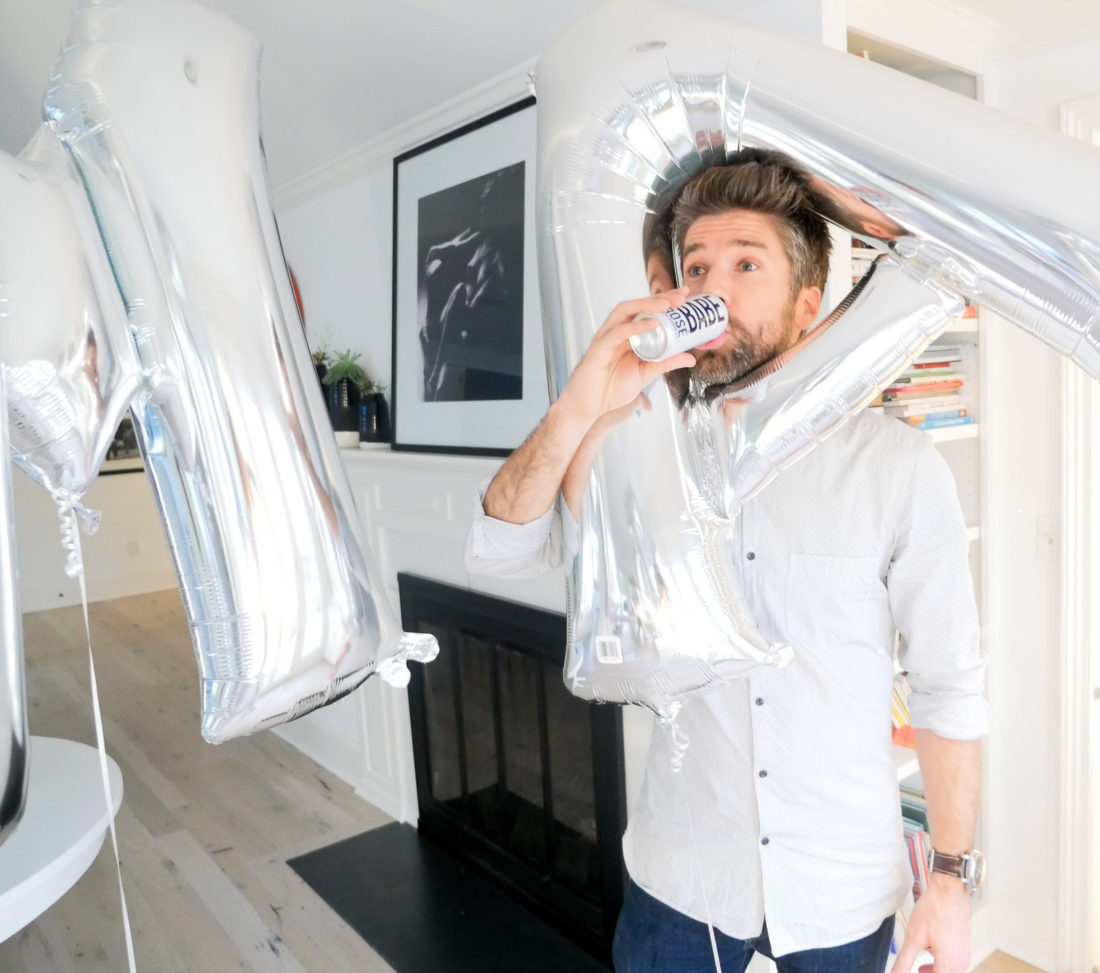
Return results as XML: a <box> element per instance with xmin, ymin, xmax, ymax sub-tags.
<box><xmin>796</xmin><ymin>285</ymin><xmax>822</xmax><ymax>328</ymax></box>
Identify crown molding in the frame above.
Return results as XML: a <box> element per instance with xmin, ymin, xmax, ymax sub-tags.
<box><xmin>273</xmin><ymin>59</ymin><xmax>535</xmax><ymax>211</ymax></box>
<box><xmin>994</xmin><ymin>3</ymin><xmax>1100</xmax><ymax>61</ymax></box>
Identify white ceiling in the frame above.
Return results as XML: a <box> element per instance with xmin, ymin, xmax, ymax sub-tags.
<box><xmin>0</xmin><ymin>0</ymin><xmax>608</xmax><ymax>191</ymax></box>
<box><xmin>0</xmin><ymin>0</ymin><xmax>1093</xmax><ymax>193</ymax></box>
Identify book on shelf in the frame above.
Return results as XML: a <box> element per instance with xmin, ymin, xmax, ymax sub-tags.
<box><xmin>886</xmin><ymin>408</ymin><xmax>968</xmax><ymax>423</ymax></box>
<box><xmin>883</xmin><ymin>383</ymin><xmax>964</xmax><ymax>400</ymax></box>
<box><xmin>904</xmin><ymin>363</ymin><xmax>962</xmax><ymax>376</ymax></box>
<box><xmin>894</xmin><ymin>366</ymin><xmax>966</xmax><ymax>382</ymax></box>
<box><xmin>885</xmin><ymin>375</ymin><xmax>963</xmax><ymax>389</ymax></box>
<box><xmin>914</xmin><ymin>345</ymin><xmax>963</xmax><ymax>364</ymax></box>
<box><xmin>891</xmin><ymin>673</ymin><xmax>918</xmax><ymax>748</ymax></box>
<box><xmin>892</xmin><ymin>723</ymin><xmax>916</xmax><ymax>747</ymax></box>
<box><xmin>910</xmin><ymin>415</ymin><xmax>974</xmax><ymax>431</ymax></box>
<box><xmin>900</xmin><ymin>773</ymin><xmax>925</xmax><ymax>801</ymax></box>
<box><xmin>900</xmin><ymin>793</ymin><xmax>928</xmax><ymax>831</ymax></box>
<box><xmin>883</xmin><ymin>393</ymin><xmax>964</xmax><ymax>413</ymax></box>
<box><xmin>890</xmin><ymin>369</ymin><xmax>967</xmax><ymax>384</ymax></box>
<box><xmin>903</xmin><ymin>821</ymin><xmax>931</xmax><ymax>899</ymax></box>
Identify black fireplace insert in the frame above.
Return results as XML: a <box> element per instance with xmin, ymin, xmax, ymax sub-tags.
<box><xmin>398</xmin><ymin>573</ymin><xmax>627</xmax><ymax>964</ymax></box>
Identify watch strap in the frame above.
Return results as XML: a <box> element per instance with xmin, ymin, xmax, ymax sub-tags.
<box><xmin>929</xmin><ymin>850</ymin><xmax>967</xmax><ymax>878</ymax></box>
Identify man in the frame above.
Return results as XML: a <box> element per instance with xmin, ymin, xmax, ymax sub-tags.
<box><xmin>466</xmin><ymin>149</ymin><xmax>986</xmax><ymax>973</ymax></box>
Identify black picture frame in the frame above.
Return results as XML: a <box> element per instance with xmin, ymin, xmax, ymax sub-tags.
<box><xmin>99</xmin><ymin>413</ymin><xmax>144</xmax><ymax>475</ymax></box>
<box><xmin>391</xmin><ymin>96</ymin><xmax>546</xmax><ymax>455</ymax></box>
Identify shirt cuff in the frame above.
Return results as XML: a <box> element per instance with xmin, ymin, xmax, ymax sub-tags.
<box><xmin>465</xmin><ymin>476</ymin><xmax>565</xmax><ymax>577</ymax></box>
<box><xmin>560</xmin><ymin>494</ymin><xmax>579</xmax><ymax>563</ymax></box>
<box><xmin>908</xmin><ymin>690</ymin><xmax>989</xmax><ymax>739</ymax></box>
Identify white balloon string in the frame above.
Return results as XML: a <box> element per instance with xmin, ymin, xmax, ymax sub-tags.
<box><xmin>57</xmin><ymin>500</ymin><xmax>138</xmax><ymax>972</ymax></box>
<box><xmin>56</xmin><ymin>497</ymin><xmax>84</xmax><ymax>579</ymax></box>
<box><xmin>662</xmin><ymin>715</ymin><xmax>723</xmax><ymax>973</ymax></box>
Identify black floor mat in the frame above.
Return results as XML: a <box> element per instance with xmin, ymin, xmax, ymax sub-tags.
<box><xmin>287</xmin><ymin>822</ymin><xmax>612</xmax><ymax>973</ymax></box>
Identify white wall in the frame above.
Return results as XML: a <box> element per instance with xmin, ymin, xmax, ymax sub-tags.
<box><xmin>272</xmin><ymin>449</ymin><xmax>570</xmax><ymax>822</ymax></box>
<box><xmin>13</xmin><ymin>467</ymin><xmax>176</xmax><ymax>614</ymax></box>
<box><xmin>278</xmin><ymin>170</ymin><xmax>395</xmax><ymax>391</ymax></box>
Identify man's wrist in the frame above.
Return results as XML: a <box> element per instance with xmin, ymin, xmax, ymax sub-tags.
<box><xmin>926</xmin><ymin>870</ymin><xmax>972</xmax><ymax>899</ymax></box>
<box><xmin>547</xmin><ymin>393</ymin><xmax>601</xmax><ymax>442</ymax></box>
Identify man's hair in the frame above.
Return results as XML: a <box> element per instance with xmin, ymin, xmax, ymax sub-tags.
<box><xmin>670</xmin><ymin>148</ymin><xmax>832</xmax><ymax>296</ymax></box>
<box><xmin>642</xmin><ymin>187</ymin><xmax>680</xmax><ymax>285</ymax></box>
<box><xmin>642</xmin><ymin>208</ymin><xmax>674</xmax><ymax>272</ymax></box>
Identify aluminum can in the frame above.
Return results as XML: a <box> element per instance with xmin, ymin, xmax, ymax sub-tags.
<box><xmin>629</xmin><ymin>294</ymin><xmax>728</xmax><ymax>361</ymax></box>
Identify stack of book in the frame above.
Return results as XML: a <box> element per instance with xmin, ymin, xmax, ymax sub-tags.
<box><xmin>880</xmin><ymin>343</ymin><xmax>972</xmax><ymax>431</ymax></box>
<box><xmin>901</xmin><ymin>791</ymin><xmax>931</xmax><ymax>900</ymax></box>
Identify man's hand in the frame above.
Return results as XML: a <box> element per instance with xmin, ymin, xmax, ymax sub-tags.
<box><xmin>554</xmin><ymin>289</ymin><xmax>695</xmax><ymax>428</ymax></box>
<box><xmin>892</xmin><ymin>875</ymin><xmax>971</xmax><ymax>973</ymax></box>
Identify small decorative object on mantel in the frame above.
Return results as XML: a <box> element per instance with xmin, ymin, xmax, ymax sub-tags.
<box><xmin>322</xmin><ymin>349</ymin><xmax>369</xmax><ymax>447</ymax></box>
<box><xmin>311</xmin><ymin>342</ymin><xmax>329</xmax><ymax>387</ymax></box>
<box><xmin>357</xmin><ymin>379</ymin><xmax>390</xmax><ymax>447</ymax></box>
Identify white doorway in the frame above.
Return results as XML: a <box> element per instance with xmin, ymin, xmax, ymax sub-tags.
<box><xmin>1058</xmin><ymin>91</ymin><xmax>1100</xmax><ymax>973</ymax></box>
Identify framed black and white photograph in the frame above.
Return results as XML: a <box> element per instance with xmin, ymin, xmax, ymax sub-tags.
<box><xmin>99</xmin><ymin>414</ymin><xmax>144</xmax><ymax>475</ymax></box>
<box><xmin>391</xmin><ymin>96</ymin><xmax>547</xmax><ymax>454</ymax></box>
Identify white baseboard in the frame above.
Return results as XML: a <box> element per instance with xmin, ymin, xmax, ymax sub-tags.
<box><xmin>969</xmin><ymin>898</ymin><xmax>993</xmax><ymax>971</ymax></box>
<box><xmin>990</xmin><ymin>886</ymin><xmax>1058</xmax><ymax>972</ymax></box>
<box><xmin>21</xmin><ymin>572</ymin><xmax>179</xmax><ymax>615</ymax></box>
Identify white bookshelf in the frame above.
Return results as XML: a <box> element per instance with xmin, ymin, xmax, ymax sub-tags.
<box><xmin>849</xmin><ymin>33</ymin><xmax>991</xmax><ymax>969</ymax></box>
<box><xmin>894</xmin><ymin>743</ymin><xmax>920</xmax><ymax>782</ymax></box>
<box><xmin>928</xmin><ymin>422</ymin><xmax>979</xmax><ymax>444</ymax></box>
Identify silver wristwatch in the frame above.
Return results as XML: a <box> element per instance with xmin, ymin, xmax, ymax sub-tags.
<box><xmin>928</xmin><ymin>848</ymin><xmax>986</xmax><ymax>895</ymax></box>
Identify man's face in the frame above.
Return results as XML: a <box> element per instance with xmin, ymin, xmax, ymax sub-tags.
<box><xmin>671</xmin><ymin>208</ymin><xmax>821</xmax><ymax>389</ymax></box>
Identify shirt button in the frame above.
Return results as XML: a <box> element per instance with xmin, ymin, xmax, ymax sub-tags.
<box><xmin>755</xmin><ymin>697</ymin><xmax>764</xmax><ymax>706</ymax></box>
<box><xmin>761</xmin><ymin>837</ymin><xmax>770</xmax><ymax>846</ymax></box>
<box><xmin>759</xmin><ymin>770</ymin><xmax>768</xmax><ymax>778</ymax></box>
<box><xmin>746</xmin><ymin>551</ymin><xmax>756</xmax><ymax>560</ymax></box>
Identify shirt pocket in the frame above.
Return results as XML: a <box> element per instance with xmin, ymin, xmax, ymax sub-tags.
<box><xmin>785</xmin><ymin>553</ymin><xmax>892</xmax><ymax>658</ymax></box>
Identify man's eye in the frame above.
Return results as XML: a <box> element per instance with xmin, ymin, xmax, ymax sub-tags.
<box><xmin>739</xmin><ymin>260</ymin><xmax>759</xmax><ymax>272</ymax></box>
<box><xmin>686</xmin><ymin>265</ymin><xmax>706</xmax><ymax>277</ymax></box>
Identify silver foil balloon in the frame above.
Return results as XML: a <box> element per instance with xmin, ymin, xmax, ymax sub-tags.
<box><xmin>0</xmin><ymin>130</ymin><xmax>142</xmax><ymax>501</ymax></box>
<box><xmin>34</xmin><ymin>0</ymin><xmax>436</xmax><ymax>743</ymax></box>
<box><xmin>535</xmin><ymin>0</ymin><xmax>1099</xmax><ymax>712</ymax></box>
<box><xmin>0</xmin><ymin>367</ymin><xmax>28</xmax><ymax>847</ymax></box>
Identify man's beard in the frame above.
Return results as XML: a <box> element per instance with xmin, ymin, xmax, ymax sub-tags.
<box><xmin>663</xmin><ymin>305</ymin><xmax>797</xmax><ymax>408</ymax></box>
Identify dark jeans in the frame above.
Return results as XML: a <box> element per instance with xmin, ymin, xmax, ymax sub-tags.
<box><xmin>612</xmin><ymin>881</ymin><xmax>895</xmax><ymax>973</ymax></box>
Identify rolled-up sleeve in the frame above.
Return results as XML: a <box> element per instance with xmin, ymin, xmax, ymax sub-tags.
<box><xmin>464</xmin><ymin>477</ymin><xmax>579</xmax><ymax>578</ymax></box>
<box><xmin>889</xmin><ymin>439</ymin><xmax>988</xmax><ymax>739</ymax></box>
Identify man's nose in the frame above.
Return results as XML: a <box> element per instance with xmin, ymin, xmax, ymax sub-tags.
<box><xmin>703</xmin><ymin>265</ymin><xmax>737</xmax><ymax>307</ymax></box>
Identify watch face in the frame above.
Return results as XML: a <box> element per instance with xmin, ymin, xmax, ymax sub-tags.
<box><xmin>964</xmin><ymin>850</ymin><xmax>986</xmax><ymax>891</ymax></box>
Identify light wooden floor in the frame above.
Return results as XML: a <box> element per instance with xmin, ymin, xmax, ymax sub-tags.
<box><xmin>1</xmin><ymin>589</ymin><xmax>397</xmax><ymax>972</ymax></box>
<box><xmin>0</xmin><ymin>590</ymin><xmax>1045</xmax><ymax>972</ymax></box>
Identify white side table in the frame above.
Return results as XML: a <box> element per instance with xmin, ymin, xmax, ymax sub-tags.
<box><xmin>0</xmin><ymin>736</ymin><xmax>123</xmax><ymax>941</ymax></box>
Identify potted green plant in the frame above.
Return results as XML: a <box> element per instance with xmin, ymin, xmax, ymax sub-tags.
<box><xmin>356</xmin><ymin>377</ymin><xmax>390</xmax><ymax>444</ymax></box>
<box><xmin>322</xmin><ymin>350</ymin><xmax>369</xmax><ymax>441</ymax></box>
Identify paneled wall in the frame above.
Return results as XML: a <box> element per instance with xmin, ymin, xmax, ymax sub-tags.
<box><xmin>273</xmin><ymin>449</ymin><xmax>575</xmax><ymax>822</ymax></box>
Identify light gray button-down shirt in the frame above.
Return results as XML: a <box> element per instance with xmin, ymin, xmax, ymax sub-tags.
<box><xmin>466</xmin><ymin>409</ymin><xmax>987</xmax><ymax>957</ymax></box>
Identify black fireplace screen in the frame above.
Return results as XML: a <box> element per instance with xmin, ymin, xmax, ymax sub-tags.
<box><xmin>399</xmin><ymin>573</ymin><xmax>626</xmax><ymax>962</ymax></box>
